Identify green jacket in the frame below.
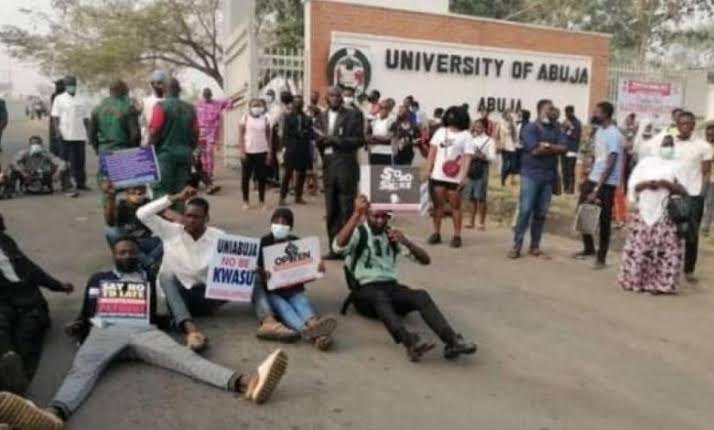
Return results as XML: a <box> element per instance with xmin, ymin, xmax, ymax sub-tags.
<box><xmin>154</xmin><ymin>97</ymin><xmax>197</xmax><ymax>160</ymax></box>
<box><xmin>90</xmin><ymin>96</ymin><xmax>140</xmax><ymax>152</ymax></box>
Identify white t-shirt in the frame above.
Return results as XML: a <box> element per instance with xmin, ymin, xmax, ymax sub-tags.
<box><xmin>669</xmin><ymin>135</ymin><xmax>713</xmax><ymax>196</ymax></box>
<box><xmin>240</xmin><ymin>114</ymin><xmax>271</xmax><ymax>154</ymax></box>
<box><xmin>430</xmin><ymin>127</ymin><xmax>475</xmax><ymax>183</ymax></box>
<box><xmin>51</xmin><ymin>93</ymin><xmax>88</xmax><ymax>141</ymax></box>
<box><xmin>472</xmin><ymin>133</ymin><xmax>497</xmax><ymax>163</ymax></box>
<box><xmin>370</xmin><ymin>116</ymin><xmax>395</xmax><ymax>155</ymax></box>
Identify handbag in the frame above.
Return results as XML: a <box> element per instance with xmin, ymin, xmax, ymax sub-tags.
<box><xmin>666</xmin><ymin>194</ymin><xmax>694</xmax><ymax>241</ymax></box>
<box><xmin>440</xmin><ymin>131</ymin><xmax>462</xmax><ymax>178</ymax></box>
<box><xmin>467</xmin><ymin>137</ymin><xmax>491</xmax><ymax>180</ymax></box>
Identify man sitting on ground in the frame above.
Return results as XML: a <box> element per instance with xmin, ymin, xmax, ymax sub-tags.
<box><xmin>0</xmin><ymin>213</ymin><xmax>74</xmax><ymax>394</ymax></box>
<box><xmin>136</xmin><ymin>186</ymin><xmax>299</xmax><ymax>351</ymax></box>
<box><xmin>0</xmin><ymin>237</ymin><xmax>288</xmax><ymax>429</ymax></box>
<box><xmin>101</xmin><ymin>180</ymin><xmax>163</xmax><ymax>273</ymax></box>
<box><xmin>333</xmin><ymin>195</ymin><xmax>477</xmax><ymax>361</ymax></box>
<box><xmin>9</xmin><ymin>136</ymin><xmax>71</xmax><ymax>196</ymax></box>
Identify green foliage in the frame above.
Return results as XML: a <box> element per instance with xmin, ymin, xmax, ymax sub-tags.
<box><xmin>256</xmin><ymin>0</ymin><xmax>304</xmax><ymax>50</ymax></box>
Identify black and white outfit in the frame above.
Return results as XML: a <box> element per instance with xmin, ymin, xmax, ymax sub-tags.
<box><xmin>463</xmin><ymin>133</ymin><xmax>497</xmax><ymax>202</ymax></box>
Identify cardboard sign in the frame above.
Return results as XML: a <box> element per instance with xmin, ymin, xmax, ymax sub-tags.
<box><xmin>262</xmin><ymin>237</ymin><xmax>321</xmax><ymax>291</ymax></box>
<box><xmin>360</xmin><ymin>165</ymin><xmax>421</xmax><ymax>212</ymax></box>
<box><xmin>96</xmin><ymin>280</ymin><xmax>150</xmax><ymax>326</ymax></box>
<box><xmin>205</xmin><ymin>234</ymin><xmax>261</xmax><ymax>301</ymax></box>
<box><xmin>99</xmin><ymin>147</ymin><xmax>161</xmax><ymax>189</ymax></box>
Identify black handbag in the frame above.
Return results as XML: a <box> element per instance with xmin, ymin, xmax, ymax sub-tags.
<box><xmin>666</xmin><ymin>194</ymin><xmax>693</xmax><ymax>240</ymax></box>
<box><xmin>467</xmin><ymin>138</ymin><xmax>491</xmax><ymax>180</ymax></box>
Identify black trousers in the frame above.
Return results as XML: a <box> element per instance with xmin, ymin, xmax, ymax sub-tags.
<box><xmin>0</xmin><ymin>300</ymin><xmax>50</xmax><ymax>384</ymax></box>
<box><xmin>352</xmin><ymin>282</ymin><xmax>456</xmax><ymax>345</ymax></box>
<box><xmin>561</xmin><ymin>155</ymin><xmax>577</xmax><ymax>195</ymax></box>
<box><xmin>241</xmin><ymin>152</ymin><xmax>269</xmax><ymax>203</ymax></box>
<box><xmin>369</xmin><ymin>153</ymin><xmax>392</xmax><ymax>165</ymax></box>
<box><xmin>684</xmin><ymin>195</ymin><xmax>705</xmax><ymax>274</ymax></box>
<box><xmin>500</xmin><ymin>151</ymin><xmax>517</xmax><ymax>186</ymax></box>
<box><xmin>578</xmin><ymin>181</ymin><xmax>616</xmax><ymax>263</ymax></box>
<box><xmin>324</xmin><ymin>155</ymin><xmax>359</xmax><ymax>247</ymax></box>
<box><xmin>61</xmin><ymin>140</ymin><xmax>87</xmax><ymax>188</ymax></box>
<box><xmin>280</xmin><ymin>166</ymin><xmax>306</xmax><ymax>200</ymax></box>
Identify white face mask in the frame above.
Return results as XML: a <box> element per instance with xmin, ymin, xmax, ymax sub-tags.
<box><xmin>250</xmin><ymin>107</ymin><xmax>264</xmax><ymax>117</ymax></box>
<box><xmin>271</xmin><ymin>224</ymin><xmax>291</xmax><ymax>240</ymax></box>
<box><xmin>343</xmin><ymin>97</ymin><xmax>354</xmax><ymax>105</ymax></box>
<box><xmin>659</xmin><ymin>146</ymin><xmax>675</xmax><ymax>160</ymax></box>
<box><xmin>29</xmin><ymin>144</ymin><xmax>43</xmax><ymax>155</ymax></box>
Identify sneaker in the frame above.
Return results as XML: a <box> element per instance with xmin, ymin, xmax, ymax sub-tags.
<box><xmin>313</xmin><ymin>336</ymin><xmax>333</xmax><ymax>351</ymax></box>
<box><xmin>427</xmin><ymin>233</ymin><xmax>442</xmax><ymax>245</ymax></box>
<box><xmin>450</xmin><ymin>236</ymin><xmax>462</xmax><ymax>248</ymax></box>
<box><xmin>0</xmin><ymin>391</ymin><xmax>64</xmax><ymax>429</ymax></box>
<box><xmin>256</xmin><ymin>320</ymin><xmax>300</xmax><ymax>342</ymax></box>
<box><xmin>404</xmin><ymin>333</ymin><xmax>436</xmax><ymax>362</ymax></box>
<box><xmin>301</xmin><ymin>316</ymin><xmax>337</xmax><ymax>341</ymax></box>
<box><xmin>507</xmin><ymin>249</ymin><xmax>521</xmax><ymax>259</ymax></box>
<box><xmin>0</xmin><ymin>352</ymin><xmax>29</xmax><ymax>395</ymax></box>
<box><xmin>444</xmin><ymin>334</ymin><xmax>477</xmax><ymax>359</ymax></box>
<box><xmin>243</xmin><ymin>349</ymin><xmax>288</xmax><ymax>404</ymax></box>
<box><xmin>65</xmin><ymin>190</ymin><xmax>79</xmax><ymax>198</ymax></box>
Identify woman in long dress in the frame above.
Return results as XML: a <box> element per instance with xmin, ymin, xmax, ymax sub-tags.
<box><xmin>618</xmin><ymin>136</ymin><xmax>685</xmax><ymax>294</ymax></box>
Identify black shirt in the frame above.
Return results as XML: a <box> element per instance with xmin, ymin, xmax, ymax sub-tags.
<box><xmin>116</xmin><ymin>199</ymin><xmax>151</xmax><ymax>239</ymax></box>
<box><xmin>258</xmin><ymin>233</ymin><xmax>305</xmax><ymax>296</ymax></box>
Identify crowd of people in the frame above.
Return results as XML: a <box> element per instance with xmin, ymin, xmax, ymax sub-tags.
<box><xmin>0</xmin><ymin>69</ymin><xmax>712</xmax><ymax>428</ymax></box>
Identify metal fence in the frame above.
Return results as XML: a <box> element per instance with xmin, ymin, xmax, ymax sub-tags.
<box><xmin>607</xmin><ymin>63</ymin><xmax>687</xmax><ymax>105</ymax></box>
<box><xmin>256</xmin><ymin>47</ymin><xmax>305</xmax><ymax>94</ymax></box>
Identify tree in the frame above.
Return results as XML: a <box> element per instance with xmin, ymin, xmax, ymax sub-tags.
<box><xmin>0</xmin><ymin>0</ymin><xmax>224</xmax><ymax>89</ymax></box>
<box><xmin>449</xmin><ymin>0</ymin><xmax>525</xmax><ymax>19</ymax></box>
<box><xmin>255</xmin><ymin>0</ymin><xmax>304</xmax><ymax>50</ymax></box>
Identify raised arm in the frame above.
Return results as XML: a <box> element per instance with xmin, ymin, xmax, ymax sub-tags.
<box><xmin>136</xmin><ymin>186</ymin><xmax>195</xmax><ymax>239</ymax></box>
<box><xmin>334</xmin><ymin>195</ymin><xmax>368</xmax><ymax>249</ymax></box>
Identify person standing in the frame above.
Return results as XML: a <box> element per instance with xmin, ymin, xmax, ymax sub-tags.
<box><xmin>0</xmin><ymin>213</ymin><xmax>74</xmax><ymax>394</ymax></box>
<box><xmin>196</xmin><ymin>87</ymin><xmax>232</xmax><ymax>195</ymax></box>
<box><xmin>366</xmin><ymin>101</ymin><xmax>395</xmax><ymax>165</ymax></box>
<box><xmin>51</xmin><ymin>75</ymin><xmax>90</xmax><ymax>192</ymax></box>
<box><xmin>700</xmin><ymin>122</ymin><xmax>714</xmax><ymax>236</ymax></box>
<box><xmin>573</xmin><ymin>102</ymin><xmax>624</xmax><ymax>269</ymax></box>
<box><xmin>464</xmin><ymin>119</ymin><xmax>497</xmax><ymax>230</ymax></box>
<box><xmin>279</xmin><ymin>95</ymin><xmax>314</xmax><ymax>205</ymax></box>
<box><xmin>426</xmin><ymin>106</ymin><xmax>474</xmax><ymax>248</ymax></box>
<box><xmin>508</xmin><ymin>100</ymin><xmax>567</xmax><ymax>259</ymax></box>
<box><xmin>140</xmin><ymin>70</ymin><xmax>167</xmax><ymax>146</ymax></box>
<box><xmin>496</xmin><ymin>109</ymin><xmax>518</xmax><ymax>187</ymax></box>
<box><xmin>393</xmin><ymin>105</ymin><xmax>421</xmax><ymax>166</ymax></box>
<box><xmin>561</xmin><ymin>105</ymin><xmax>582</xmax><ymax>194</ymax></box>
<box><xmin>148</xmin><ymin>78</ymin><xmax>198</xmax><ymax>204</ymax></box>
<box><xmin>239</xmin><ymin>98</ymin><xmax>272</xmax><ymax>209</ymax></box>
<box><xmin>89</xmin><ymin>80</ymin><xmax>140</xmax><ymax>155</ymax></box>
<box><xmin>0</xmin><ymin>97</ymin><xmax>7</xmax><ymax>153</ymax></box>
<box><xmin>317</xmin><ymin>87</ymin><xmax>365</xmax><ymax>259</ymax></box>
<box><xmin>48</xmin><ymin>79</ymin><xmax>66</xmax><ymax>157</ymax></box>
<box><xmin>666</xmin><ymin>111</ymin><xmax>712</xmax><ymax>282</ymax></box>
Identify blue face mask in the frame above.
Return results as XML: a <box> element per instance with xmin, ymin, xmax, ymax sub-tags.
<box><xmin>271</xmin><ymin>224</ymin><xmax>291</xmax><ymax>240</ymax></box>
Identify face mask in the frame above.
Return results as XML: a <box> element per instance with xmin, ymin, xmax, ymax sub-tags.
<box><xmin>271</xmin><ymin>224</ymin><xmax>291</xmax><ymax>240</ymax></box>
<box><xmin>541</xmin><ymin>117</ymin><xmax>551</xmax><ymax>125</ymax></box>
<box><xmin>250</xmin><ymin>107</ymin><xmax>264</xmax><ymax>117</ymax></box>
<box><xmin>66</xmin><ymin>86</ymin><xmax>77</xmax><ymax>96</ymax></box>
<box><xmin>266</xmin><ymin>95</ymin><xmax>275</xmax><ymax>104</ymax></box>
<box><xmin>29</xmin><ymin>144</ymin><xmax>43</xmax><ymax>155</ymax></box>
<box><xmin>116</xmin><ymin>258</ymin><xmax>140</xmax><ymax>273</ymax></box>
<box><xmin>659</xmin><ymin>146</ymin><xmax>675</xmax><ymax>160</ymax></box>
<box><xmin>343</xmin><ymin>97</ymin><xmax>354</xmax><ymax>105</ymax></box>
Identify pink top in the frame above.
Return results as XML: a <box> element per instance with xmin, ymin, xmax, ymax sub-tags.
<box><xmin>196</xmin><ymin>99</ymin><xmax>231</xmax><ymax>142</ymax></box>
<box><xmin>240</xmin><ymin>113</ymin><xmax>270</xmax><ymax>154</ymax></box>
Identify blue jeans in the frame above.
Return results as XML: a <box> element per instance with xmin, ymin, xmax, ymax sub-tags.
<box><xmin>267</xmin><ymin>291</ymin><xmax>315</xmax><ymax>332</ymax></box>
<box><xmin>513</xmin><ymin>175</ymin><xmax>553</xmax><ymax>250</ymax></box>
<box><xmin>104</xmin><ymin>226</ymin><xmax>163</xmax><ymax>270</ymax></box>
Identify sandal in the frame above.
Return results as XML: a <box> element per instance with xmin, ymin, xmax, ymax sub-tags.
<box><xmin>301</xmin><ymin>316</ymin><xmax>338</xmax><ymax>341</ymax></box>
<box><xmin>256</xmin><ymin>320</ymin><xmax>300</xmax><ymax>342</ymax></box>
<box><xmin>186</xmin><ymin>332</ymin><xmax>207</xmax><ymax>352</ymax></box>
<box><xmin>206</xmin><ymin>185</ymin><xmax>221</xmax><ymax>195</ymax></box>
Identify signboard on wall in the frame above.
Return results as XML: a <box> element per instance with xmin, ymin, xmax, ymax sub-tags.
<box><xmin>328</xmin><ymin>32</ymin><xmax>592</xmax><ymax>117</ymax></box>
<box><xmin>615</xmin><ymin>79</ymin><xmax>684</xmax><ymax>127</ymax></box>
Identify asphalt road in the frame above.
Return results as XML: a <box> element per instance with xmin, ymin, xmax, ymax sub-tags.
<box><xmin>2</xmin><ymin>101</ymin><xmax>714</xmax><ymax>430</ymax></box>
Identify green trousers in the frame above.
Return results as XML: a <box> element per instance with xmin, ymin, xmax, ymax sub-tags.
<box><xmin>154</xmin><ymin>152</ymin><xmax>191</xmax><ymax>210</ymax></box>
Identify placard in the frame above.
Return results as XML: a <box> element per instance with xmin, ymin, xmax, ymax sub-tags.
<box><xmin>360</xmin><ymin>165</ymin><xmax>420</xmax><ymax>212</ymax></box>
<box><xmin>205</xmin><ymin>234</ymin><xmax>260</xmax><ymax>301</ymax></box>
<box><xmin>616</xmin><ymin>78</ymin><xmax>684</xmax><ymax>127</ymax></box>
<box><xmin>96</xmin><ymin>280</ymin><xmax>150</xmax><ymax>326</ymax></box>
<box><xmin>99</xmin><ymin>146</ymin><xmax>161</xmax><ymax>189</ymax></box>
<box><xmin>262</xmin><ymin>237</ymin><xmax>321</xmax><ymax>291</ymax></box>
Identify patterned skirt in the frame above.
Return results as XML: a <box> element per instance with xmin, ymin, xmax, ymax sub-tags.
<box><xmin>617</xmin><ymin>213</ymin><xmax>683</xmax><ymax>294</ymax></box>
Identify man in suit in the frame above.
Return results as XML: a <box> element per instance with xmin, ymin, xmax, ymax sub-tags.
<box><xmin>0</xmin><ymin>97</ymin><xmax>7</xmax><ymax>153</ymax></box>
<box><xmin>317</xmin><ymin>87</ymin><xmax>365</xmax><ymax>259</ymax></box>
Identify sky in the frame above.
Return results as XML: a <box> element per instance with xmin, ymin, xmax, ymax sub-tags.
<box><xmin>0</xmin><ymin>0</ymin><xmax>53</xmax><ymax>96</ymax></box>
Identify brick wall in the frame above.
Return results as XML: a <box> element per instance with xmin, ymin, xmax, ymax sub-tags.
<box><xmin>308</xmin><ymin>0</ymin><xmax>610</xmax><ymax>112</ymax></box>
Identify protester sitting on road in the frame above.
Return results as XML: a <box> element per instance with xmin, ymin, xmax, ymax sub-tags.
<box><xmin>618</xmin><ymin>136</ymin><xmax>685</xmax><ymax>295</ymax></box>
<box><xmin>426</xmin><ymin>105</ymin><xmax>475</xmax><ymax>248</ymax></box>
<box><xmin>0</xmin><ymin>237</ymin><xmax>288</xmax><ymax>430</ymax></box>
<box><xmin>0</xmin><ymin>213</ymin><xmax>74</xmax><ymax>394</ymax></box>
<box><xmin>258</xmin><ymin>208</ymin><xmax>337</xmax><ymax>350</ymax></box>
<box><xmin>101</xmin><ymin>180</ymin><xmax>163</xmax><ymax>273</ymax></box>
<box><xmin>464</xmin><ymin>119</ymin><xmax>497</xmax><ymax>230</ymax></box>
<box><xmin>333</xmin><ymin>195</ymin><xmax>477</xmax><ymax>362</ymax></box>
<box><xmin>137</xmin><ymin>186</ymin><xmax>298</xmax><ymax>351</ymax></box>
<box><xmin>9</xmin><ymin>136</ymin><xmax>71</xmax><ymax>196</ymax></box>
